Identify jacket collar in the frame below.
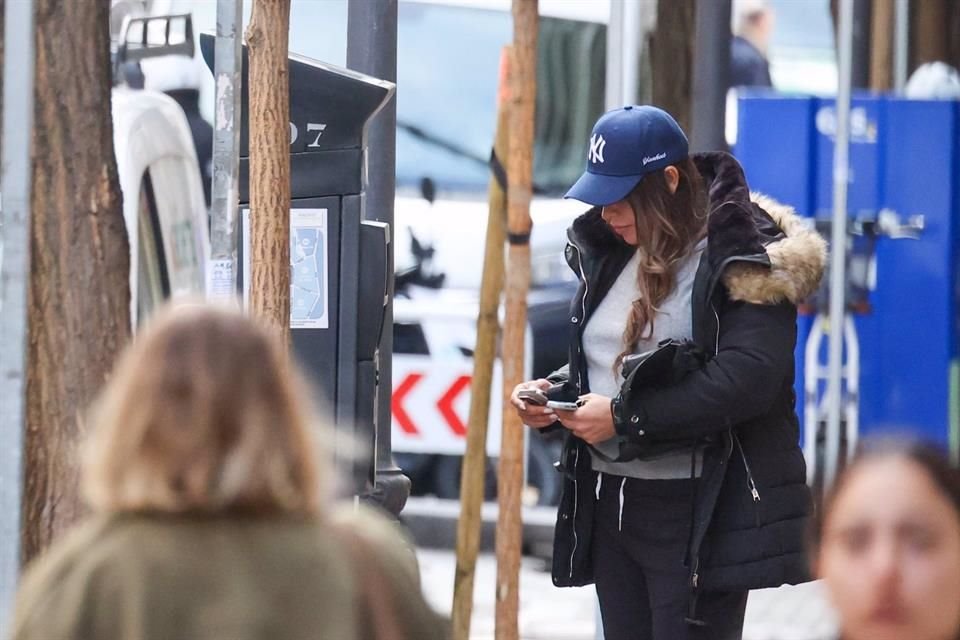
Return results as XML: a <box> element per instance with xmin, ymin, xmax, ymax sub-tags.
<box><xmin>566</xmin><ymin>151</ymin><xmax>826</xmax><ymax>305</ymax></box>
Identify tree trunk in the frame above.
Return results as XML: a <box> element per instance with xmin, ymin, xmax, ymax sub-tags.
<box><xmin>245</xmin><ymin>0</ymin><xmax>291</xmax><ymax>343</ymax></box>
<box><xmin>452</xmin><ymin>48</ymin><xmax>510</xmax><ymax>640</ymax></box>
<box><xmin>650</xmin><ymin>0</ymin><xmax>695</xmax><ymax>133</ymax></box>
<box><xmin>951</xmin><ymin>0</ymin><xmax>960</xmax><ymax>69</ymax></box>
<box><xmin>23</xmin><ymin>0</ymin><xmax>130</xmax><ymax>561</ymax></box>
<box><xmin>910</xmin><ymin>0</ymin><xmax>960</xmax><ymax>71</ymax></box>
<box><xmin>913</xmin><ymin>0</ymin><xmax>948</xmax><ymax>67</ymax></box>
<box><xmin>495</xmin><ymin>2</ymin><xmax>537</xmax><ymax>638</ymax></box>
<box><xmin>870</xmin><ymin>0</ymin><xmax>894</xmax><ymax>91</ymax></box>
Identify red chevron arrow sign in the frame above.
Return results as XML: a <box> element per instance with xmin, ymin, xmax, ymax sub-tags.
<box><xmin>391</xmin><ymin>355</ymin><xmax>503</xmax><ymax>455</ymax></box>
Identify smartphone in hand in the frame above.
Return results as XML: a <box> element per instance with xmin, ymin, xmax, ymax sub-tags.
<box><xmin>546</xmin><ymin>399</ymin><xmax>583</xmax><ymax>411</ymax></box>
<box><xmin>518</xmin><ymin>388</ymin><xmax>549</xmax><ymax>406</ymax></box>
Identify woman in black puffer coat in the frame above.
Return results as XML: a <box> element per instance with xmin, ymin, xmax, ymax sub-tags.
<box><xmin>511</xmin><ymin>106</ymin><xmax>826</xmax><ymax>640</ymax></box>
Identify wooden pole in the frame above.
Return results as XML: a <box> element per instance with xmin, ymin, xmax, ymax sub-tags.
<box><xmin>245</xmin><ymin>0</ymin><xmax>291</xmax><ymax>342</ymax></box>
<box><xmin>911</xmin><ymin>0</ymin><xmax>949</xmax><ymax>68</ymax></box>
<box><xmin>495</xmin><ymin>2</ymin><xmax>537</xmax><ymax>638</ymax></box>
<box><xmin>451</xmin><ymin>48</ymin><xmax>511</xmax><ymax>640</ymax></box>
<box><xmin>870</xmin><ymin>0</ymin><xmax>894</xmax><ymax>91</ymax></box>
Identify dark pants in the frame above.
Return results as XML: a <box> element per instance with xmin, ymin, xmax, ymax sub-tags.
<box><xmin>591</xmin><ymin>473</ymin><xmax>748</xmax><ymax>640</ymax></box>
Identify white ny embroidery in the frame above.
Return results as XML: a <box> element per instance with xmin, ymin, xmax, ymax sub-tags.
<box><xmin>588</xmin><ymin>133</ymin><xmax>606</xmax><ymax>164</ymax></box>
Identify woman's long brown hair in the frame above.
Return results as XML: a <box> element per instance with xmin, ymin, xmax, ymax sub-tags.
<box><xmin>616</xmin><ymin>157</ymin><xmax>708</xmax><ymax>370</ymax></box>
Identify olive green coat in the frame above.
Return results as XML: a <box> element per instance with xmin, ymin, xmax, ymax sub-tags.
<box><xmin>10</xmin><ymin>506</ymin><xmax>448</xmax><ymax>640</ymax></box>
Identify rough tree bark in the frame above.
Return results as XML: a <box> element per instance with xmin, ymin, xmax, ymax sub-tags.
<box><xmin>452</xmin><ymin>49</ymin><xmax>510</xmax><ymax>640</ymax></box>
<box><xmin>910</xmin><ymin>0</ymin><xmax>960</xmax><ymax>71</ymax></box>
<box><xmin>495</xmin><ymin>2</ymin><xmax>537</xmax><ymax>638</ymax></box>
<box><xmin>23</xmin><ymin>0</ymin><xmax>130</xmax><ymax>561</ymax></box>
<box><xmin>245</xmin><ymin>0</ymin><xmax>291</xmax><ymax>343</ymax></box>
<box><xmin>870</xmin><ymin>0</ymin><xmax>893</xmax><ymax>91</ymax></box>
<box><xmin>650</xmin><ymin>0</ymin><xmax>696</xmax><ymax>133</ymax></box>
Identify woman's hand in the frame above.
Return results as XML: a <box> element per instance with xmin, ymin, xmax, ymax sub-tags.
<box><xmin>509</xmin><ymin>379</ymin><xmax>557</xmax><ymax>429</ymax></box>
<box><xmin>556</xmin><ymin>393</ymin><xmax>616</xmax><ymax>444</ymax></box>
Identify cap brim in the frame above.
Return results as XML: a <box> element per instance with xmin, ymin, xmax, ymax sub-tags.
<box><xmin>563</xmin><ymin>171</ymin><xmax>644</xmax><ymax>207</ymax></box>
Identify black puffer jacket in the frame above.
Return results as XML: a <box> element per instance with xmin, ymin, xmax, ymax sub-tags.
<box><xmin>547</xmin><ymin>152</ymin><xmax>826</xmax><ymax>613</ymax></box>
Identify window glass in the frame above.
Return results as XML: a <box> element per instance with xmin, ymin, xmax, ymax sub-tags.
<box><xmin>137</xmin><ymin>175</ymin><xmax>168</xmax><ymax>325</ymax></box>
<box><xmin>179</xmin><ymin>0</ymin><xmax>606</xmax><ymax>197</ymax></box>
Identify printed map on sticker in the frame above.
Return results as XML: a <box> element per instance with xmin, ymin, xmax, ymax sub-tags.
<box><xmin>290</xmin><ymin>208</ymin><xmax>329</xmax><ymax>329</ymax></box>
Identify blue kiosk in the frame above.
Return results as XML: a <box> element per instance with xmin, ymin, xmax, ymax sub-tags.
<box><xmin>736</xmin><ymin>94</ymin><xmax>960</xmax><ymax>466</ymax></box>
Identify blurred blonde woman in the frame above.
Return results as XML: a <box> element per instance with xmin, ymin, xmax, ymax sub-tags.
<box><xmin>11</xmin><ymin>303</ymin><xmax>446</xmax><ymax>640</ymax></box>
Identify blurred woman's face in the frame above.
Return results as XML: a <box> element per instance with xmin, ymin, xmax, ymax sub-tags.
<box><xmin>601</xmin><ymin>200</ymin><xmax>637</xmax><ymax>245</ymax></box>
<box><xmin>818</xmin><ymin>457</ymin><xmax>960</xmax><ymax>640</ymax></box>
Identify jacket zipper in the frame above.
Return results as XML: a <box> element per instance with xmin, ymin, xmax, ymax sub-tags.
<box><xmin>568</xmin><ymin>240</ymin><xmax>590</xmax><ymax>392</ymax></box>
<box><xmin>712</xmin><ymin>304</ymin><xmax>720</xmax><ymax>356</ymax></box>
<box><xmin>565</xmin><ymin>239</ymin><xmax>589</xmax><ymax>578</ymax></box>
<box><xmin>734</xmin><ymin>431</ymin><xmax>762</xmax><ymax>528</ymax></box>
<box><xmin>568</xmin><ymin>445</ymin><xmax>580</xmax><ymax>578</ymax></box>
<box><xmin>711</xmin><ymin>284</ymin><xmax>761</xmax><ymax>510</ymax></box>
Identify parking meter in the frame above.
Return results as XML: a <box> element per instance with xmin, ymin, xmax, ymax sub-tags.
<box><xmin>200</xmin><ymin>36</ymin><xmax>400</xmax><ymax>503</ymax></box>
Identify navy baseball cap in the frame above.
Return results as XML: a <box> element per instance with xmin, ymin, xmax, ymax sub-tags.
<box><xmin>565</xmin><ymin>105</ymin><xmax>689</xmax><ymax>206</ymax></box>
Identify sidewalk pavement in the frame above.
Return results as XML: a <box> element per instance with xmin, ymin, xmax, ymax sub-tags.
<box><xmin>415</xmin><ymin>548</ymin><xmax>839</xmax><ymax>640</ymax></box>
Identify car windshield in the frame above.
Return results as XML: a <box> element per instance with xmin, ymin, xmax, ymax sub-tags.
<box><xmin>179</xmin><ymin>0</ymin><xmax>605</xmax><ymax>197</ymax></box>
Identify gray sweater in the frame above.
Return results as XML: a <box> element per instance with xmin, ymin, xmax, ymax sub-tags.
<box><xmin>585</xmin><ymin>239</ymin><xmax>706</xmax><ymax>479</ymax></box>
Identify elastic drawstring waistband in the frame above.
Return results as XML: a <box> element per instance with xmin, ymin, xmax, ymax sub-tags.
<box><xmin>618</xmin><ymin>477</ymin><xmax>627</xmax><ymax>531</ymax></box>
<box><xmin>595</xmin><ymin>473</ymin><xmax>602</xmax><ymax>500</ymax></box>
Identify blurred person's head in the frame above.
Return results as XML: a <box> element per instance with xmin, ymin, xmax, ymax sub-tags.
<box><xmin>565</xmin><ymin>105</ymin><xmax>707</xmax><ymax>369</ymax></box>
<box><xmin>814</xmin><ymin>439</ymin><xmax>960</xmax><ymax>640</ymax></box>
<box><xmin>83</xmin><ymin>302</ymin><xmax>326</xmax><ymax>517</ymax></box>
<box><xmin>141</xmin><ymin>55</ymin><xmax>203</xmax><ymax>94</ymax></box>
<box><xmin>733</xmin><ymin>0</ymin><xmax>774</xmax><ymax>54</ymax></box>
<box><xmin>905</xmin><ymin>62</ymin><xmax>960</xmax><ymax>100</ymax></box>
<box><xmin>141</xmin><ymin>55</ymin><xmax>205</xmax><ymax>112</ymax></box>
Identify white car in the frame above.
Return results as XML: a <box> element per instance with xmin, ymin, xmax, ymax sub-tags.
<box><xmin>110</xmin><ymin>9</ymin><xmax>210</xmax><ymax>325</ymax></box>
<box><xmin>113</xmin><ymin>86</ymin><xmax>209</xmax><ymax>326</ymax></box>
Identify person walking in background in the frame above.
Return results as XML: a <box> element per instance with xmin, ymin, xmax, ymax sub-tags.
<box><xmin>511</xmin><ymin>105</ymin><xmax>826</xmax><ymax>639</ymax></box>
<box><xmin>730</xmin><ymin>0</ymin><xmax>775</xmax><ymax>89</ymax></box>
<box><xmin>816</xmin><ymin>440</ymin><xmax>960</xmax><ymax>640</ymax></box>
<box><xmin>10</xmin><ymin>303</ymin><xmax>446</xmax><ymax>640</ymax></box>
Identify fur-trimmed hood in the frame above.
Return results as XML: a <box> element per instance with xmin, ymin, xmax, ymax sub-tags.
<box><xmin>567</xmin><ymin>151</ymin><xmax>826</xmax><ymax>306</ymax></box>
<box><xmin>723</xmin><ymin>192</ymin><xmax>827</xmax><ymax>304</ymax></box>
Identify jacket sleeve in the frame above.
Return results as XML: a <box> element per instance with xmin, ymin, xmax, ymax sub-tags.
<box><xmin>546</xmin><ymin>363</ymin><xmax>570</xmax><ymax>385</ymax></box>
<box><xmin>615</xmin><ymin>299</ymin><xmax>795</xmax><ymax>441</ymax></box>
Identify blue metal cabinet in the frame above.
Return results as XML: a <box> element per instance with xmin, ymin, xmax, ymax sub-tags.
<box><xmin>736</xmin><ymin>94</ymin><xmax>960</xmax><ymax>454</ymax></box>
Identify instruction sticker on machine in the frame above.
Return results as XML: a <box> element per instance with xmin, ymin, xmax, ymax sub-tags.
<box><xmin>290</xmin><ymin>208</ymin><xmax>329</xmax><ymax>329</ymax></box>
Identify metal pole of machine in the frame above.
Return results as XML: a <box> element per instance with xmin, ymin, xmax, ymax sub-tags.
<box><xmin>0</xmin><ymin>0</ymin><xmax>35</xmax><ymax>619</ymax></box>
<box><xmin>690</xmin><ymin>0</ymin><xmax>731</xmax><ymax>151</ymax></box>
<box><xmin>620</xmin><ymin>0</ymin><xmax>641</xmax><ymax>106</ymax></box>
<box><xmin>606</xmin><ymin>0</ymin><xmax>645</xmax><ymax>110</ymax></box>
<box><xmin>893</xmin><ymin>0</ymin><xmax>909</xmax><ymax>92</ymax></box>
<box><xmin>208</xmin><ymin>0</ymin><xmax>244</xmax><ymax>301</ymax></box>
<box><xmin>826</xmin><ymin>0</ymin><xmax>855</xmax><ymax>490</ymax></box>
<box><xmin>346</xmin><ymin>0</ymin><xmax>407</xmax><ymax>511</ymax></box>
<box><xmin>605</xmin><ymin>0</ymin><xmax>625</xmax><ymax>110</ymax></box>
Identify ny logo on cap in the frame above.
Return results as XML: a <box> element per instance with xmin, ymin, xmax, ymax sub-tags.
<box><xmin>588</xmin><ymin>133</ymin><xmax>606</xmax><ymax>164</ymax></box>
